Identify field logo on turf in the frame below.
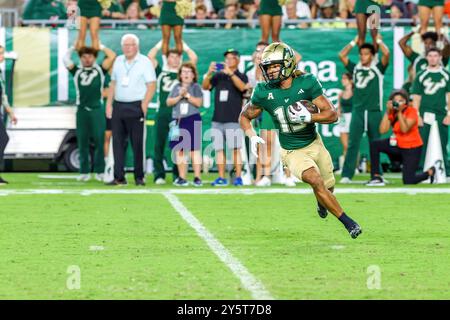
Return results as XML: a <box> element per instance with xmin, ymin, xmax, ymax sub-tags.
<box><xmin>66</xmin><ymin>265</ymin><xmax>81</xmax><ymax>290</ymax></box>
<box><xmin>366</xmin><ymin>265</ymin><xmax>381</xmax><ymax>290</ymax></box>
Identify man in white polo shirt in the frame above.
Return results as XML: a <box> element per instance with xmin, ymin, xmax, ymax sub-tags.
<box><xmin>106</xmin><ymin>34</ymin><xmax>156</xmax><ymax>186</ymax></box>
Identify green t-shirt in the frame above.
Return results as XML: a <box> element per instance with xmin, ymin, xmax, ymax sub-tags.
<box><xmin>70</xmin><ymin>64</ymin><xmax>107</xmax><ymax>109</ymax></box>
<box><xmin>156</xmin><ymin>64</ymin><xmax>179</xmax><ymax>116</ymax></box>
<box><xmin>250</xmin><ymin>73</ymin><xmax>324</xmax><ymax>150</ymax></box>
<box><xmin>346</xmin><ymin>60</ymin><xmax>388</xmax><ymax>111</ymax></box>
<box><xmin>411</xmin><ymin>67</ymin><xmax>450</xmax><ymax>115</ymax></box>
<box><xmin>408</xmin><ymin>51</ymin><xmax>449</xmax><ymax>75</ymax></box>
<box><xmin>22</xmin><ymin>0</ymin><xmax>67</xmax><ymax>20</ymax></box>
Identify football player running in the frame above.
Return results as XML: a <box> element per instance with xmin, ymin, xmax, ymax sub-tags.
<box><xmin>239</xmin><ymin>42</ymin><xmax>362</xmax><ymax>239</ymax></box>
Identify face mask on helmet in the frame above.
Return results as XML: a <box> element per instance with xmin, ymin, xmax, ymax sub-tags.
<box><xmin>259</xmin><ymin>59</ymin><xmax>294</xmax><ymax>85</ymax></box>
<box><xmin>260</xmin><ymin>61</ymin><xmax>283</xmax><ymax>85</ymax></box>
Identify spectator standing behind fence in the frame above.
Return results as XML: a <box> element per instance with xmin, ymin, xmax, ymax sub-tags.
<box><xmin>147</xmin><ymin>40</ymin><xmax>198</xmax><ymax>185</ymax></box>
<box><xmin>167</xmin><ymin>62</ymin><xmax>204</xmax><ymax>187</ymax></box>
<box><xmin>218</xmin><ymin>2</ymin><xmax>246</xmax><ymax>29</ymax></box>
<box><xmin>283</xmin><ymin>0</ymin><xmax>312</xmax><ymax>29</ymax></box>
<box><xmin>366</xmin><ymin>90</ymin><xmax>437</xmax><ymax>186</ymax></box>
<box><xmin>22</xmin><ymin>0</ymin><xmax>67</xmax><ymax>20</ymax></box>
<box><xmin>0</xmin><ymin>46</ymin><xmax>18</xmax><ymax>185</ymax></box>
<box><xmin>106</xmin><ymin>34</ymin><xmax>156</xmax><ymax>186</ymax></box>
<box><xmin>339</xmin><ymin>0</ymin><xmax>356</xmax><ymax>24</ymax></box>
<box><xmin>259</xmin><ymin>0</ymin><xmax>283</xmax><ymax>43</ymax></box>
<box><xmin>192</xmin><ymin>4</ymin><xmax>211</xmax><ymax>27</ymax></box>
<box><xmin>64</xmin><ymin>45</ymin><xmax>116</xmax><ymax>182</ymax></box>
<box><xmin>101</xmin><ymin>1</ymin><xmax>126</xmax><ymax>20</ymax></box>
<box><xmin>311</xmin><ymin>0</ymin><xmax>347</xmax><ymax>28</ymax></box>
<box><xmin>411</xmin><ymin>47</ymin><xmax>450</xmax><ymax>178</ymax></box>
<box><xmin>202</xmin><ymin>49</ymin><xmax>248</xmax><ymax>187</ymax></box>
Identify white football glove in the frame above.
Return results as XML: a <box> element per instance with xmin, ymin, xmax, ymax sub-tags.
<box><xmin>250</xmin><ymin>136</ymin><xmax>265</xmax><ymax>158</ymax></box>
<box><xmin>288</xmin><ymin>102</ymin><xmax>312</xmax><ymax>124</ymax></box>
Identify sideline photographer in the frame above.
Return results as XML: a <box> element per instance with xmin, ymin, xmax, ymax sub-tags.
<box><xmin>367</xmin><ymin>90</ymin><xmax>436</xmax><ymax>186</ymax></box>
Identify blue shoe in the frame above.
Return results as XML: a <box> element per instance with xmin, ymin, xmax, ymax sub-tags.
<box><xmin>233</xmin><ymin>177</ymin><xmax>243</xmax><ymax>186</ymax></box>
<box><xmin>211</xmin><ymin>177</ymin><xmax>228</xmax><ymax>186</ymax></box>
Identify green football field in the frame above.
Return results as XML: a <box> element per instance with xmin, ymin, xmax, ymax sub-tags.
<box><xmin>1</xmin><ymin>173</ymin><xmax>449</xmax><ymax>299</ymax></box>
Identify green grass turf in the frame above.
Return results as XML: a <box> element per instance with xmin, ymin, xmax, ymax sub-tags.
<box><xmin>179</xmin><ymin>194</ymin><xmax>450</xmax><ymax>299</ymax></box>
<box><xmin>1</xmin><ymin>172</ymin><xmax>449</xmax><ymax>189</ymax></box>
<box><xmin>0</xmin><ymin>173</ymin><xmax>449</xmax><ymax>299</ymax></box>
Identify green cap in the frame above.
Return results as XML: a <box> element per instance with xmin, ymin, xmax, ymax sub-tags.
<box><xmin>223</xmin><ymin>48</ymin><xmax>240</xmax><ymax>56</ymax></box>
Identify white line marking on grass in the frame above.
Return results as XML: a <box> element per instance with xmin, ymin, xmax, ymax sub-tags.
<box><xmin>38</xmin><ymin>175</ymin><xmax>79</xmax><ymax>180</ymax></box>
<box><xmin>331</xmin><ymin>245</ymin><xmax>345</xmax><ymax>250</ymax></box>
<box><xmin>89</xmin><ymin>245</ymin><xmax>105</xmax><ymax>251</ymax></box>
<box><xmin>163</xmin><ymin>193</ymin><xmax>274</xmax><ymax>300</ymax></box>
<box><xmin>1</xmin><ymin>188</ymin><xmax>450</xmax><ymax>196</ymax></box>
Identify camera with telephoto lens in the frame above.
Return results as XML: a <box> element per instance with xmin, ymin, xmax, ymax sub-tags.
<box><xmin>392</xmin><ymin>101</ymin><xmax>400</xmax><ymax>110</ymax></box>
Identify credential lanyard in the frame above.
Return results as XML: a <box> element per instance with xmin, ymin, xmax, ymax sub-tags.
<box><xmin>124</xmin><ymin>58</ymin><xmax>137</xmax><ymax>76</ymax></box>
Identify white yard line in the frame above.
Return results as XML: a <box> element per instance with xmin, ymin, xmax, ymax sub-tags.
<box><xmin>1</xmin><ymin>188</ymin><xmax>450</xmax><ymax>196</ymax></box>
<box><xmin>163</xmin><ymin>193</ymin><xmax>274</xmax><ymax>300</ymax></box>
<box><xmin>38</xmin><ymin>175</ymin><xmax>79</xmax><ymax>180</ymax></box>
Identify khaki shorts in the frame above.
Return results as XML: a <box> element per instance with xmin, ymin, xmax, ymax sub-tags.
<box><xmin>280</xmin><ymin>135</ymin><xmax>335</xmax><ymax>189</ymax></box>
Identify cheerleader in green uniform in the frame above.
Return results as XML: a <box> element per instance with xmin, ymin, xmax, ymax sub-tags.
<box><xmin>353</xmin><ymin>0</ymin><xmax>387</xmax><ymax>52</ymax></box>
<box><xmin>418</xmin><ymin>0</ymin><xmax>444</xmax><ymax>38</ymax></box>
<box><xmin>353</xmin><ymin>0</ymin><xmax>381</xmax><ymax>50</ymax></box>
<box><xmin>259</xmin><ymin>0</ymin><xmax>283</xmax><ymax>43</ymax></box>
<box><xmin>76</xmin><ymin>0</ymin><xmax>108</xmax><ymax>51</ymax></box>
<box><xmin>159</xmin><ymin>0</ymin><xmax>186</xmax><ymax>56</ymax></box>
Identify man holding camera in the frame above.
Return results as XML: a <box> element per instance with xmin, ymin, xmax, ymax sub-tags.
<box><xmin>202</xmin><ymin>49</ymin><xmax>248</xmax><ymax>186</ymax></box>
<box><xmin>412</xmin><ymin>47</ymin><xmax>450</xmax><ymax>177</ymax></box>
<box><xmin>367</xmin><ymin>90</ymin><xmax>436</xmax><ymax>186</ymax></box>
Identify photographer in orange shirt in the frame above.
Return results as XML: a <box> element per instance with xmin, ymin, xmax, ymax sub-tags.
<box><xmin>367</xmin><ymin>90</ymin><xmax>436</xmax><ymax>186</ymax></box>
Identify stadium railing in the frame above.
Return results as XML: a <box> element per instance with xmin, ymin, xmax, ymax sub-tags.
<box><xmin>20</xmin><ymin>18</ymin><xmax>448</xmax><ymax>28</ymax></box>
<box><xmin>0</xmin><ymin>8</ymin><xmax>19</xmax><ymax>27</ymax></box>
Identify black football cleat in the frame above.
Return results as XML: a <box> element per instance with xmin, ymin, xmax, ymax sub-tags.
<box><xmin>135</xmin><ymin>179</ymin><xmax>146</xmax><ymax>186</ymax></box>
<box><xmin>105</xmin><ymin>179</ymin><xmax>127</xmax><ymax>186</ymax></box>
<box><xmin>348</xmin><ymin>224</ymin><xmax>362</xmax><ymax>239</ymax></box>
<box><xmin>317</xmin><ymin>202</ymin><xmax>328</xmax><ymax>219</ymax></box>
